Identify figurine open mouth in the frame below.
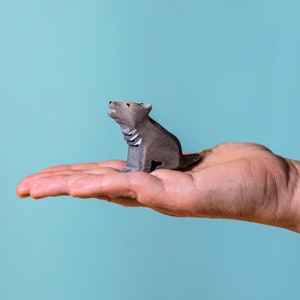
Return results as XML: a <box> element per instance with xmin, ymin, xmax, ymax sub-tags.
<box><xmin>107</xmin><ymin>108</ymin><xmax>116</xmax><ymax>117</ymax></box>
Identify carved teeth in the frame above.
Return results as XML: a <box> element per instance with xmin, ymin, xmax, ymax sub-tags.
<box><xmin>130</xmin><ymin>133</ymin><xmax>139</xmax><ymax>141</ymax></box>
<box><xmin>128</xmin><ymin>129</ymin><xmax>137</xmax><ymax>135</ymax></box>
<box><xmin>134</xmin><ymin>138</ymin><xmax>142</xmax><ymax>146</ymax></box>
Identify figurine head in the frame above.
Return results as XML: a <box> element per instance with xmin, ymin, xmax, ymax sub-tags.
<box><xmin>108</xmin><ymin>101</ymin><xmax>152</xmax><ymax>133</ymax></box>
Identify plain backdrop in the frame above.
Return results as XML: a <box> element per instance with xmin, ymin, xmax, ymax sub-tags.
<box><xmin>1</xmin><ymin>0</ymin><xmax>300</xmax><ymax>299</ymax></box>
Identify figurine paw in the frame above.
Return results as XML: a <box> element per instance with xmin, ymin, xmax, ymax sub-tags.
<box><xmin>121</xmin><ymin>166</ymin><xmax>140</xmax><ymax>172</ymax></box>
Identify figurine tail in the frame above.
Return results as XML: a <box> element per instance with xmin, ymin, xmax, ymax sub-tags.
<box><xmin>181</xmin><ymin>153</ymin><xmax>202</xmax><ymax>169</ymax></box>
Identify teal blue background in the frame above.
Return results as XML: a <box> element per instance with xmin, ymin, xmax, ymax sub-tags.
<box><xmin>1</xmin><ymin>0</ymin><xmax>300</xmax><ymax>299</ymax></box>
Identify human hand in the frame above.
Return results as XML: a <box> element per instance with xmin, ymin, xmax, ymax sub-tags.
<box><xmin>16</xmin><ymin>143</ymin><xmax>300</xmax><ymax>232</ymax></box>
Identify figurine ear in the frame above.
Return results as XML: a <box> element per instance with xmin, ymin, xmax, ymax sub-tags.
<box><xmin>143</xmin><ymin>104</ymin><xmax>152</xmax><ymax>112</ymax></box>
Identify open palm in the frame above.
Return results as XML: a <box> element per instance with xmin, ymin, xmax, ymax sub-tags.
<box><xmin>17</xmin><ymin>142</ymin><xmax>300</xmax><ymax>231</ymax></box>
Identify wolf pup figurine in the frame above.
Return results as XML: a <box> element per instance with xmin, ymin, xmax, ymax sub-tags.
<box><xmin>108</xmin><ymin>101</ymin><xmax>201</xmax><ymax>173</ymax></box>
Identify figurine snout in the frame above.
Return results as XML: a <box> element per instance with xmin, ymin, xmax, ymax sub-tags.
<box><xmin>108</xmin><ymin>101</ymin><xmax>117</xmax><ymax>117</ymax></box>
<box><xmin>109</xmin><ymin>101</ymin><xmax>116</xmax><ymax>108</ymax></box>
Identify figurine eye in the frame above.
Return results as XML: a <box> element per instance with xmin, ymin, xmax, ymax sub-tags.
<box><xmin>126</xmin><ymin>103</ymin><xmax>131</xmax><ymax>107</ymax></box>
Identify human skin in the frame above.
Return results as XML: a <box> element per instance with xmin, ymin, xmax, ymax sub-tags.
<box><xmin>16</xmin><ymin>142</ymin><xmax>300</xmax><ymax>233</ymax></box>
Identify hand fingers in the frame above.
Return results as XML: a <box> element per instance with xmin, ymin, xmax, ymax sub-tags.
<box><xmin>16</xmin><ymin>171</ymin><xmax>90</xmax><ymax>198</ymax></box>
<box><xmin>29</xmin><ymin>174</ymin><xmax>89</xmax><ymax>199</ymax></box>
<box><xmin>41</xmin><ymin>160</ymin><xmax>126</xmax><ymax>172</ymax></box>
<box><xmin>69</xmin><ymin>173</ymin><xmax>139</xmax><ymax>199</ymax></box>
<box><xmin>16</xmin><ymin>173</ymin><xmax>55</xmax><ymax>198</ymax></box>
<box><xmin>16</xmin><ymin>166</ymin><xmax>123</xmax><ymax>198</ymax></box>
<box><xmin>69</xmin><ymin>172</ymin><xmax>164</xmax><ymax>206</ymax></box>
<box><xmin>21</xmin><ymin>167</ymin><xmax>123</xmax><ymax>199</ymax></box>
<box><xmin>71</xmin><ymin>173</ymin><xmax>143</xmax><ymax>207</ymax></box>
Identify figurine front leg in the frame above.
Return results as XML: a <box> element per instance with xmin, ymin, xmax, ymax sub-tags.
<box><xmin>121</xmin><ymin>146</ymin><xmax>143</xmax><ymax>172</ymax></box>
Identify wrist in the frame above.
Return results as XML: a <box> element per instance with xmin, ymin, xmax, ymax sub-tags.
<box><xmin>285</xmin><ymin>159</ymin><xmax>300</xmax><ymax>232</ymax></box>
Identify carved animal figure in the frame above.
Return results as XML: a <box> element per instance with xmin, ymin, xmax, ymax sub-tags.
<box><xmin>108</xmin><ymin>101</ymin><xmax>201</xmax><ymax>172</ymax></box>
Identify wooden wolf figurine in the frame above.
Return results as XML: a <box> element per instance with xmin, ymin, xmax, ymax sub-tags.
<box><xmin>108</xmin><ymin>101</ymin><xmax>201</xmax><ymax>172</ymax></box>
